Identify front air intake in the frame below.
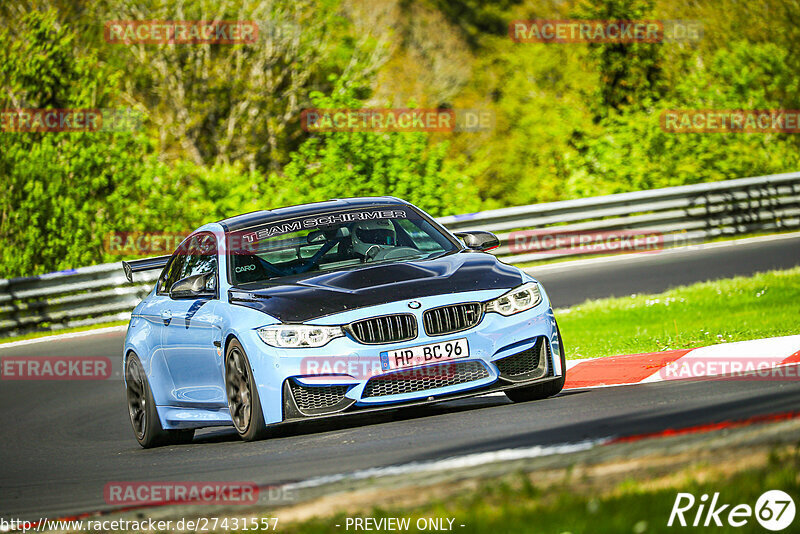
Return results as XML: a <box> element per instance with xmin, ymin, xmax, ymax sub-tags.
<box><xmin>494</xmin><ymin>337</ymin><xmax>550</xmax><ymax>381</ymax></box>
<box><xmin>362</xmin><ymin>360</ymin><xmax>489</xmax><ymax>397</ymax></box>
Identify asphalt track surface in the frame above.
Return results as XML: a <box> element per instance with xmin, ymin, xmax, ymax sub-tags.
<box><xmin>2</xmin><ymin>235</ymin><xmax>799</xmax><ymax>519</ymax></box>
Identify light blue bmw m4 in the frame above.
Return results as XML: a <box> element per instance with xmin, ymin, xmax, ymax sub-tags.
<box><xmin>122</xmin><ymin>197</ymin><xmax>565</xmax><ymax>447</ymax></box>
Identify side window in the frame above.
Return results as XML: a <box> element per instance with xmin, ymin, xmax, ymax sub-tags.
<box><xmin>157</xmin><ymin>255</ymin><xmax>186</xmax><ymax>295</ymax></box>
<box><xmin>157</xmin><ymin>233</ymin><xmax>218</xmax><ymax>295</ymax></box>
<box><xmin>180</xmin><ymin>233</ymin><xmax>218</xmax><ymax>279</ymax></box>
<box><xmin>181</xmin><ymin>251</ymin><xmax>217</xmax><ymax>280</ymax></box>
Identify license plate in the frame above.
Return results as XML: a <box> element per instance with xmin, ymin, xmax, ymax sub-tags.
<box><xmin>381</xmin><ymin>338</ymin><xmax>469</xmax><ymax>371</ymax></box>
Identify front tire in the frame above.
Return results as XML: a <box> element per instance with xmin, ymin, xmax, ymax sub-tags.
<box><xmin>505</xmin><ymin>325</ymin><xmax>566</xmax><ymax>403</ymax></box>
<box><xmin>225</xmin><ymin>339</ymin><xmax>270</xmax><ymax>442</ymax></box>
<box><xmin>125</xmin><ymin>353</ymin><xmax>195</xmax><ymax>448</ymax></box>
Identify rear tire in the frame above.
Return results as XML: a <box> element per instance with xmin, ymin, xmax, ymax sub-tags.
<box><xmin>225</xmin><ymin>339</ymin><xmax>270</xmax><ymax>442</ymax></box>
<box><xmin>126</xmin><ymin>353</ymin><xmax>195</xmax><ymax>448</ymax></box>
<box><xmin>505</xmin><ymin>325</ymin><xmax>566</xmax><ymax>403</ymax></box>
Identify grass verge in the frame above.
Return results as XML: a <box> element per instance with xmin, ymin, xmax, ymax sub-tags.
<box><xmin>278</xmin><ymin>445</ymin><xmax>800</xmax><ymax>534</ymax></box>
<box><xmin>557</xmin><ymin>267</ymin><xmax>800</xmax><ymax>359</ymax></box>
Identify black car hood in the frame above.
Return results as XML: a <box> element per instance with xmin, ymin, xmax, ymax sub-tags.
<box><xmin>229</xmin><ymin>252</ymin><xmax>523</xmax><ymax>323</ymax></box>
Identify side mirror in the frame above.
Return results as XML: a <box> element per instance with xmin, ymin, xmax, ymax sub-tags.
<box><xmin>455</xmin><ymin>231</ymin><xmax>500</xmax><ymax>252</ymax></box>
<box><xmin>170</xmin><ymin>273</ymin><xmax>216</xmax><ymax>299</ymax></box>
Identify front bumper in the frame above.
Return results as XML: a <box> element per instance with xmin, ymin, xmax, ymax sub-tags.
<box><xmin>281</xmin><ymin>334</ymin><xmax>559</xmax><ymax>421</ymax></box>
<box><xmin>244</xmin><ymin>288</ymin><xmax>562</xmax><ymax>424</ymax></box>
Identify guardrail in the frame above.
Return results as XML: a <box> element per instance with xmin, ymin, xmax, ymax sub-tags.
<box><xmin>438</xmin><ymin>172</ymin><xmax>800</xmax><ymax>263</ymax></box>
<box><xmin>2</xmin><ymin>172</ymin><xmax>799</xmax><ymax>337</ymax></box>
<box><xmin>0</xmin><ymin>264</ymin><xmax>159</xmax><ymax>338</ymax></box>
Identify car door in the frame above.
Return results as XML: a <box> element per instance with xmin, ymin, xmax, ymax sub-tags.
<box><xmin>161</xmin><ymin>232</ymin><xmax>226</xmax><ymax>406</ymax></box>
<box><xmin>134</xmin><ymin>292</ymin><xmax>170</xmax><ymax>381</ymax></box>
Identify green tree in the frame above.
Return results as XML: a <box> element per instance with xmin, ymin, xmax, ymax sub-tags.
<box><xmin>0</xmin><ymin>10</ymin><xmax>172</xmax><ymax>277</ymax></box>
<box><xmin>104</xmin><ymin>0</ymin><xmax>390</xmax><ymax>171</ymax></box>
<box><xmin>264</xmin><ymin>87</ymin><xmax>480</xmax><ymax>217</ymax></box>
<box><xmin>563</xmin><ymin>41</ymin><xmax>800</xmax><ymax>197</ymax></box>
<box><xmin>575</xmin><ymin>0</ymin><xmax>666</xmax><ymax>117</ymax></box>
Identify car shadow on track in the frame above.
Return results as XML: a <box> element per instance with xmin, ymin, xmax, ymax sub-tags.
<box><xmin>191</xmin><ymin>391</ymin><xmax>587</xmax><ymax>445</ymax></box>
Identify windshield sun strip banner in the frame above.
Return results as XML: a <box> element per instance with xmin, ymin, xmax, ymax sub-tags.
<box><xmin>231</xmin><ymin>209</ymin><xmax>409</xmax><ymax>246</ymax></box>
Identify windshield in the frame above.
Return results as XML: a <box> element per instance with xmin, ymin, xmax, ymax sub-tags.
<box><xmin>227</xmin><ymin>207</ymin><xmax>458</xmax><ymax>285</ymax></box>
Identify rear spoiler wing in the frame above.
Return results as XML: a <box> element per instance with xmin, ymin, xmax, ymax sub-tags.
<box><xmin>122</xmin><ymin>255</ymin><xmax>171</xmax><ymax>283</ymax></box>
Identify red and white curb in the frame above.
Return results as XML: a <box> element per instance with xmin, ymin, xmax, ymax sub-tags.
<box><xmin>564</xmin><ymin>335</ymin><xmax>800</xmax><ymax>389</ymax></box>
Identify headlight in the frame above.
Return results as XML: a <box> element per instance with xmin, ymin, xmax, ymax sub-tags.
<box><xmin>257</xmin><ymin>325</ymin><xmax>344</xmax><ymax>348</ymax></box>
<box><xmin>484</xmin><ymin>282</ymin><xmax>542</xmax><ymax>316</ymax></box>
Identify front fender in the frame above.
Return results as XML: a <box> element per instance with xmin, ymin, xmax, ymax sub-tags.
<box><xmin>221</xmin><ymin>304</ymin><xmax>284</xmax><ymax>426</ymax></box>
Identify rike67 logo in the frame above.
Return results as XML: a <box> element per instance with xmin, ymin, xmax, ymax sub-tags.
<box><xmin>668</xmin><ymin>490</ymin><xmax>795</xmax><ymax>531</ymax></box>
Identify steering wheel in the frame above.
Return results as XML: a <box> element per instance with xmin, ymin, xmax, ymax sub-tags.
<box><xmin>363</xmin><ymin>245</ymin><xmax>381</xmax><ymax>263</ymax></box>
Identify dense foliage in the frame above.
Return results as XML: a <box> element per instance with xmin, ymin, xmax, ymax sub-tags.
<box><xmin>1</xmin><ymin>0</ymin><xmax>798</xmax><ymax>276</ymax></box>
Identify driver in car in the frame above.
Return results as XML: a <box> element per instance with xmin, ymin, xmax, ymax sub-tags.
<box><xmin>350</xmin><ymin>219</ymin><xmax>398</xmax><ymax>261</ymax></box>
